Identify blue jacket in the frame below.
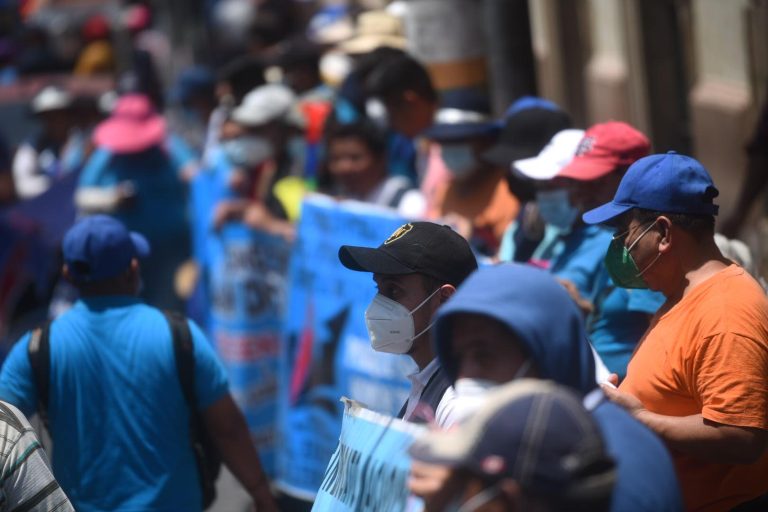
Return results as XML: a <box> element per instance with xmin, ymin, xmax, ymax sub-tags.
<box><xmin>434</xmin><ymin>263</ymin><xmax>683</xmax><ymax>512</ymax></box>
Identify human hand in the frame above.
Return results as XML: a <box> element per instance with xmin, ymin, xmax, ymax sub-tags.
<box><xmin>213</xmin><ymin>200</ymin><xmax>247</xmax><ymax>230</ymax></box>
<box><xmin>243</xmin><ymin>203</ymin><xmax>295</xmax><ymax>243</ymax></box>
<box><xmin>600</xmin><ymin>382</ymin><xmax>645</xmax><ymax>417</ymax></box>
<box><xmin>409</xmin><ymin>460</ymin><xmax>451</xmax><ymax>505</ymax></box>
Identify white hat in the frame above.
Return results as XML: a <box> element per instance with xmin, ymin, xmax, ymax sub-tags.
<box><xmin>32</xmin><ymin>86</ymin><xmax>73</xmax><ymax>114</ymax></box>
<box><xmin>337</xmin><ymin>10</ymin><xmax>406</xmax><ymax>55</ymax></box>
<box><xmin>513</xmin><ymin>129</ymin><xmax>585</xmax><ymax>181</ymax></box>
<box><xmin>231</xmin><ymin>84</ymin><xmax>304</xmax><ymax>128</ymax></box>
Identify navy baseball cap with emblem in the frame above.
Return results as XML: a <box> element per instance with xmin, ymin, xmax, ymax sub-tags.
<box><xmin>583</xmin><ymin>151</ymin><xmax>720</xmax><ymax>225</ymax></box>
<box><xmin>409</xmin><ymin>379</ymin><xmax>616</xmax><ymax>497</ymax></box>
<box><xmin>338</xmin><ymin>221</ymin><xmax>478</xmax><ymax>287</ymax></box>
<box><xmin>63</xmin><ymin>215</ymin><xmax>150</xmax><ymax>282</ymax></box>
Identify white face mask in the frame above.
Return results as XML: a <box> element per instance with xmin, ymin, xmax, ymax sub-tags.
<box><xmin>364</xmin><ymin>287</ymin><xmax>441</xmax><ymax>354</ymax></box>
<box><xmin>441</xmin><ymin>144</ymin><xmax>477</xmax><ymax>178</ymax></box>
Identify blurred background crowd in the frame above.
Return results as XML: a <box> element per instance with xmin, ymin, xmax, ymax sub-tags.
<box><xmin>1</xmin><ymin>0</ymin><xmax>767</xmax><ymax>350</ymax></box>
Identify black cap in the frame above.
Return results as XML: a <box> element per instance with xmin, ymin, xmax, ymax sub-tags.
<box><xmin>338</xmin><ymin>222</ymin><xmax>478</xmax><ymax>287</ymax></box>
<box><xmin>482</xmin><ymin>107</ymin><xmax>572</xmax><ymax>167</ymax></box>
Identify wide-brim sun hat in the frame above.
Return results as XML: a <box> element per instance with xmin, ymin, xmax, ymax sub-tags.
<box><xmin>336</xmin><ymin>10</ymin><xmax>406</xmax><ymax>55</ymax></box>
<box><xmin>93</xmin><ymin>94</ymin><xmax>166</xmax><ymax>154</ymax></box>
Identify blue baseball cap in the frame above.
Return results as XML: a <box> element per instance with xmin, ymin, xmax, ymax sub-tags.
<box><xmin>583</xmin><ymin>151</ymin><xmax>719</xmax><ymax>225</ymax></box>
<box><xmin>63</xmin><ymin>215</ymin><xmax>150</xmax><ymax>282</ymax></box>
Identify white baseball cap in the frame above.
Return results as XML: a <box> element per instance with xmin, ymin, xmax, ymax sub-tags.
<box><xmin>513</xmin><ymin>129</ymin><xmax>585</xmax><ymax>181</ymax></box>
<box><xmin>231</xmin><ymin>84</ymin><xmax>304</xmax><ymax>129</ymax></box>
<box><xmin>32</xmin><ymin>86</ymin><xmax>73</xmax><ymax>114</ymax></box>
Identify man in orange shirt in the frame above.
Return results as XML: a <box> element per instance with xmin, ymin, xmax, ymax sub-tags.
<box><xmin>583</xmin><ymin>151</ymin><xmax>768</xmax><ymax>511</ymax></box>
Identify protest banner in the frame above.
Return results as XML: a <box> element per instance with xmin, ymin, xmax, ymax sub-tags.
<box><xmin>276</xmin><ymin>195</ymin><xmax>416</xmax><ymax>500</ymax></box>
<box><xmin>208</xmin><ymin>222</ymin><xmax>291</xmax><ymax>478</ymax></box>
<box><xmin>313</xmin><ymin>399</ymin><xmax>425</xmax><ymax>512</ymax></box>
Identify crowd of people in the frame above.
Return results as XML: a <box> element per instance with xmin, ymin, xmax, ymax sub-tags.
<box><xmin>0</xmin><ymin>1</ymin><xmax>766</xmax><ymax>512</ymax></box>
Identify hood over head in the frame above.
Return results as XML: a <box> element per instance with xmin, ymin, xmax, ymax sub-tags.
<box><xmin>434</xmin><ymin>263</ymin><xmax>595</xmax><ymax>395</ymax></box>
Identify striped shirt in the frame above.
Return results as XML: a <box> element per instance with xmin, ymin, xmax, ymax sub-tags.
<box><xmin>0</xmin><ymin>401</ymin><xmax>73</xmax><ymax>512</ymax></box>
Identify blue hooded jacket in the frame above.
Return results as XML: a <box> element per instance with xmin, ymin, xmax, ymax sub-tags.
<box><xmin>434</xmin><ymin>263</ymin><xmax>683</xmax><ymax>512</ymax></box>
<box><xmin>434</xmin><ymin>263</ymin><xmax>595</xmax><ymax>394</ymax></box>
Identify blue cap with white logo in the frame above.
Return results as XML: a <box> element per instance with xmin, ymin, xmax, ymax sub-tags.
<box><xmin>582</xmin><ymin>151</ymin><xmax>719</xmax><ymax>225</ymax></box>
<box><xmin>62</xmin><ymin>215</ymin><xmax>150</xmax><ymax>282</ymax></box>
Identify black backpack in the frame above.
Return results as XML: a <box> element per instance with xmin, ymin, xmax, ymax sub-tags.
<box><xmin>27</xmin><ymin>311</ymin><xmax>222</xmax><ymax>508</ymax></box>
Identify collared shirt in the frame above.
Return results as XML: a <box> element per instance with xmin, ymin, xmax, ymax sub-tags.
<box><xmin>402</xmin><ymin>358</ymin><xmax>459</xmax><ymax>427</ymax></box>
<box><xmin>403</xmin><ymin>358</ymin><xmax>440</xmax><ymax>422</ymax></box>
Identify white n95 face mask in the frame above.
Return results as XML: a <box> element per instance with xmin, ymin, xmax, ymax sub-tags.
<box><xmin>365</xmin><ymin>288</ymin><xmax>441</xmax><ymax>354</ymax></box>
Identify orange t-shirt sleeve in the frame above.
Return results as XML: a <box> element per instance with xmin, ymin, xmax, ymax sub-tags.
<box><xmin>692</xmin><ymin>332</ymin><xmax>768</xmax><ymax>429</ymax></box>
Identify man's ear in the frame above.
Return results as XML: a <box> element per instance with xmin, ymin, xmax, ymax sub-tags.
<box><xmin>657</xmin><ymin>216</ymin><xmax>673</xmax><ymax>254</ymax></box>
<box><xmin>439</xmin><ymin>284</ymin><xmax>457</xmax><ymax>304</ymax></box>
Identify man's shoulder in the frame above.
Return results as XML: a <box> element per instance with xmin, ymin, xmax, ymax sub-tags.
<box><xmin>676</xmin><ymin>265</ymin><xmax>768</xmax><ymax>328</ymax></box>
<box><xmin>0</xmin><ymin>401</ymin><xmax>32</xmax><ymax>462</ymax></box>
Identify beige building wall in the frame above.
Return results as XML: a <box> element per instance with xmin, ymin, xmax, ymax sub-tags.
<box><xmin>583</xmin><ymin>0</ymin><xmax>632</xmax><ymax>125</ymax></box>
<box><xmin>529</xmin><ymin>0</ymin><xmax>650</xmax><ymax>131</ymax></box>
<box><xmin>529</xmin><ymin>0</ymin><xmax>759</xmax><ymax>221</ymax></box>
<box><xmin>528</xmin><ymin>0</ymin><xmax>569</xmax><ymax>109</ymax></box>
<box><xmin>688</xmin><ymin>0</ymin><xmax>754</xmax><ymax>222</ymax></box>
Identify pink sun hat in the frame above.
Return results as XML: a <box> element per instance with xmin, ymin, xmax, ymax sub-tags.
<box><xmin>93</xmin><ymin>94</ymin><xmax>166</xmax><ymax>154</ymax></box>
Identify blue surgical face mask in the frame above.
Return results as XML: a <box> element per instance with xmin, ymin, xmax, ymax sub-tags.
<box><xmin>535</xmin><ymin>189</ymin><xmax>578</xmax><ymax>230</ymax></box>
<box><xmin>441</xmin><ymin>144</ymin><xmax>478</xmax><ymax>178</ymax></box>
<box><xmin>221</xmin><ymin>135</ymin><xmax>273</xmax><ymax>168</ymax></box>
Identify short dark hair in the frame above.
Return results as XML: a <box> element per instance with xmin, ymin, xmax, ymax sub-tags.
<box><xmin>631</xmin><ymin>208</ymin><xmax>715</xmax><ymax>236</ymax></box>
<box><xmin>324</xmin><ymin>120</ymin><xmax>387</xmax><ymax>157</ymax></box>
<box><xmin>366</xmin><ymin>54</ymin><xmax>437</xmax><ymax>104</ymax></box>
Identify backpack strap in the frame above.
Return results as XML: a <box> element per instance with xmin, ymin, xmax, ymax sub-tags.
<box><xmin>162</xmin><ymin>310</ymin><xmax>220</xmax><ymax>508</ymax></box>
<box><xmin>162</xmin><ymin>310</ymin><xmax>196</xmax><ymax>409</ymax></box>
<box><xmin>27</xmin><ymin>321</ymin><xmax>52</xmax><ymax>430</ymax></box>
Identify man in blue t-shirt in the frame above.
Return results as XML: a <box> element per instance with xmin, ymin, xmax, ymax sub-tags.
<box><xmin>0</xmin><ymin>215</ymin><xmax>277</xmax><ymax>512</ymax></box>
<box><xmin>553</xmin><ymin>122</ymin><xmax>665</xmax><ymax>377</ymax></box>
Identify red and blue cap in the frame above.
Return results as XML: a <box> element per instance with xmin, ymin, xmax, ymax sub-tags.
<box><xmin>583</xmin><ymin>151</ymin><xmax>720</xmax><ymax>225</ymax></box>
<box><xmin>63</xmin><ymin>215</ymin><xmax>150</xmax><ymax>282</ymax></box>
